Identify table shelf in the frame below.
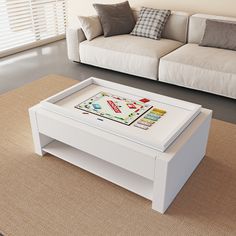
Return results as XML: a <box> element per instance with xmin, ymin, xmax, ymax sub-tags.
<box><xmin>43</xmin><ymin>140</ymin><xmax>154</xmax><ymax>200</ymax></box>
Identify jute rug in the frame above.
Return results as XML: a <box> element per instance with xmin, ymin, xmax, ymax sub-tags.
<box><xmin>0</xmin><ymin>75</ymin><xmax>235</xmax><ymax>236</ymax></box>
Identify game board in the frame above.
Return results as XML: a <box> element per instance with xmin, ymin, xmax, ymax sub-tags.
<box><xmin>75</xmin><ymin>91</ymin><xmax>153</xmax><ymax>125</ymax></box>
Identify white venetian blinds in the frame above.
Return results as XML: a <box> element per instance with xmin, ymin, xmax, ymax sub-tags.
<box><xmin>0</xmin><ymin>0</ymin><xmax>66</xmax><ymax>57</ymax></box>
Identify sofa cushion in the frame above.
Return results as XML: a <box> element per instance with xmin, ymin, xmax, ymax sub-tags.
<box><xmin>159</xmin><ymin>43</ymin><xmax>236</xmax><ymax>98</ymax></box>
<box><xmin>78</xmin><ymin>15</ymin><xmax>103</xmax><ymax>41</ymax></box>
<box><xmin>162</xmin><ymin>11</ymin><xmax>190</xmax><ymax>43</ymax></box>
<box><xmin>93</xmin><ymin>1</ymin><xmax>135</xmax><ymax>37</ymax></box>
<box><xmin>131</xmin><ymin>7</ymin><xmax>171</xmax><ymax>40</ymax></box>
<box><xmin>199</xmin><ymin>19</ymin><xmax>236</xmax><ymax>51</ymax></box>
<box><xmin>79</xmin><ymin>34</ymin><xmax>183</xmax><ymax>80</ymax></box>
<box><xmin>188</xmin><ymin>14</ymin><xmax>236</xmax><ymax>44</ymax></box>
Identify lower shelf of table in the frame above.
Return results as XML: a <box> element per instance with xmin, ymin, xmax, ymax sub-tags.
<box><xmin>43</xmin><ymin>140</ymin><xmax>154</xmax><ymax>200</ymax></box>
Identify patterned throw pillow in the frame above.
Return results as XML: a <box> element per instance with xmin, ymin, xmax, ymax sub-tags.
<box><xmin>131</xmin><ymin>7</ymin><xmax>171</xmax><ymax>40</ymax></box>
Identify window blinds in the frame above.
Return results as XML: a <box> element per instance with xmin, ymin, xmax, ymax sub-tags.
<box><xmin>0</xmin><ymin>0</ymin><xmax>66</xmax><ymax>57</ymax></box>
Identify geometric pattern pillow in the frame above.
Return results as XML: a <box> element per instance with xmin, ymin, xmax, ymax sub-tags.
<box><xmin>131</xmin><ymin>7</ymin><xmax>171</xmax><ymax>40</ymax></box>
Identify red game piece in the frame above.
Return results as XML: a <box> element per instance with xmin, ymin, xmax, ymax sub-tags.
<box><xmin>139</xmin><ymin>98</ymin><xmax>150</xmax><ymax>103</ymax></box>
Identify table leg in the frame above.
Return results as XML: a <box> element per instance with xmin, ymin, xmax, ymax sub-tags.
<box><xmin>29</xmin><ymin>105</ymin><xmax>53</xmax><ymax>156</ymax></box>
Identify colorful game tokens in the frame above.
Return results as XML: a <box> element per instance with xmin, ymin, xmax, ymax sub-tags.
<box><xmin>152</xmin><ymin>108</ymin><xmax>166</xmax><ymax>115</ymax></box>
<box><xmin>134</xmin><ymin>123</ymin><xmax>149</xmax><ymax>130</ymax></box>
<box><xmin>144</xmin><ymin>114</ymin><xmax>160</xmax><ymax>121</ymax></box>
<box><xmin>134</xmin><ymin>108</ymin><xmax>167</xmax><ymax>130</ymax></box>
<box><xmin>141</xmin><ymin>118</ymin><xmax>155</xmax><ymax>124</ymax></box>
<box><xmin>137</xmin><ymin>120</ymin><xmax>152</xmax><ymax>127</ymax></box>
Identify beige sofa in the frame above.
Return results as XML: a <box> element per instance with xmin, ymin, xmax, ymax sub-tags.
<box><xmin>159</xmin><ymin>14</ymin><xmax>236</xmax><ymax>98</ymax></box>
<box><xmin>67</xmin><ymin>11</ymin><xmax>189</xmax><ymax>80</ymax></box>
<box><xmin>66</xmin><ymin>12</ymin><xmax>236</xmax><ymax>99</ymax></box>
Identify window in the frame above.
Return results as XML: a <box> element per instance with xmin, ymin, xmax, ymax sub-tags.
<box><xmin>0</xmin><ymin>0</ymin><xmax>66</xmax><ymax>57</ymax></box>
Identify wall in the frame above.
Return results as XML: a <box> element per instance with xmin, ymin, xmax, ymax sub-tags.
<box><xmin>68</xmin><ymin>0</ymin><xmax>236</xmax><ymax>27</ymax></box>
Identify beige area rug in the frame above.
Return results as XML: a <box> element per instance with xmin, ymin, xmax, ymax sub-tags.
<box><xmin>0</xmin><ymin>75</ymin><xmax>235</xmax><ymax>236</ymax></box>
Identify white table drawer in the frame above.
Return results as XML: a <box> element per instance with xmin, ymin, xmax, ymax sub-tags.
<box><xmin>36</xmin><ymin>109</ymin><xmax>157</xmax><ymax>180</ymax></box>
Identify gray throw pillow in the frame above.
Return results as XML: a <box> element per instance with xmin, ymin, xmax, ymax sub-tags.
<box><xmin>199</xmin><ymin>19</ymin><xmax>236</xmax><ymax>51</ymax></box>
<box><xmin>131</xmin><ymin>7</ymin><xmax>171</xmax><ymax>40</ymax></box>
<box><xmin>93</xmin><ymin>1</ymin><xmax>135</xmax><ymax>37</ymax></box>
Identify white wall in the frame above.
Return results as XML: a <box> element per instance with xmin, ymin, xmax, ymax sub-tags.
<box><xmin>68</xmin><ymin>0</ymin><xmax>236</xmax><ymax>27</ymax></box>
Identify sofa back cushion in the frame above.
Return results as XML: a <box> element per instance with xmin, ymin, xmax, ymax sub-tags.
<box><xmin>188</xmin><ymin>14</ymin><xmax>236</xmax><ymax>44</ymax></box>
<box><xmin>162</xmin><ymin>11</ymin><xmax>190</xmax><ymax>43</ymax></box>
<box><xmin>133</xmin><ymin>9</ymin><xmax>189</xmax><ymax>43</ymax></box>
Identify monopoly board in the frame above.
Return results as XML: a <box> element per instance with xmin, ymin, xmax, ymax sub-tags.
<box><xmin>75</xmin><ymin>91</ymin><xmax>153</xmax><ymax>125</ymax></box>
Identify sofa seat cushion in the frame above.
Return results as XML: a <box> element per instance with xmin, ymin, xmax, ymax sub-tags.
<box><xmin>159</xmin><ymin>43</ymin><xmax>236</xmax><ymax>98</ymax></box>
<box><xmin>79</xmin><ymin>34</ymin><xmax>183</xmax><ymax>80</ymax></box>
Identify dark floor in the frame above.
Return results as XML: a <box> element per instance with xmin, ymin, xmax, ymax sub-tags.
<box><xmin>0</xmin><ymin>39</ymin><xmax>235</xmax><ymax>124</ymax></box>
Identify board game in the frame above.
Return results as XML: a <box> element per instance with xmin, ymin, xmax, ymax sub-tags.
<box><xmin>75</xmin><ymin>91</ymin><xmax>153</xmax><ymax>125</ymax></box>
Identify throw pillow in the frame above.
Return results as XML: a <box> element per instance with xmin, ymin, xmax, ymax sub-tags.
<box><xmin>131</xmin><ymin>7</ymin><xmax>171</xmax><ymax>40</ymax></box>
<box><xmin>93</xmin><ymin>1</ymin><xmax>136</xmax><ymax>37</ymax></box>
<box><xmin>78</xmin><ymin>15</ymin><xmax>103</xmax><ymax>41</ymax></box>
<box><xmin>199</xmin><ymin>19</ymin><xmax>236</xmax><ymax>51</ymax></box>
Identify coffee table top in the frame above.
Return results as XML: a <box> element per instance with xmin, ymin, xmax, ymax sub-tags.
<box><xmin>40</xmin><ymin>77</ymin><xmax>201</xmax><ymax>152</ymax></box>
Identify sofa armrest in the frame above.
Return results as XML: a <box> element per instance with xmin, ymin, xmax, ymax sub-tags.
<box><xmin>66</xmin><ymin>27</ymin><xmax>86</xmax><ymax>62</ymax></box>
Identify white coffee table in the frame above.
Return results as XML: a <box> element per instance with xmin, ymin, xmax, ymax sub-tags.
<box><xmin>29</xmin><ymin>77</ymin><xmax>212</xmax><ymax>213</ymax></box>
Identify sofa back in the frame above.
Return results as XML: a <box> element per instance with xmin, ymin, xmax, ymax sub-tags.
<box><xmin>162</xmin><ymin>11</ymin><xmax>190</xmax><ymax>43</ymax></box>
<box><xmin>188</xmin><ymin>14</ymin><xmax>236</xmax><ymax>44</ymax></box>
<box><xmin>133</xmin><ymin>10</ymin><xmax>190</xmax><ymax>43</ymax></box>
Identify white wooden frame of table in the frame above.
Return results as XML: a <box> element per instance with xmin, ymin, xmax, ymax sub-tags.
<box><xmin>29</xmin><ymin>78</ymin><xmax>212</xmax><ymax>214</ymax></box>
